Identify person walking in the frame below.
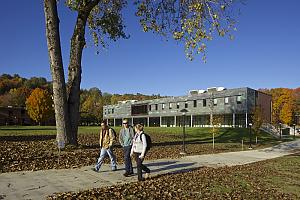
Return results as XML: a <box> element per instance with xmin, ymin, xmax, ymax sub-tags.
<box><xmin>130</xmin><ymin>124</ymin><xmax>150</xmax><ymax>181</ymax></box>
<box><xmin>93</xmin><ymin>120</ymin><xmax>117</xmax><ymax>172</ymax></box>
<box><xmin>119</xmin><ymin>119</ymin><xmax>135</xmax><ymax>177</ymax></box>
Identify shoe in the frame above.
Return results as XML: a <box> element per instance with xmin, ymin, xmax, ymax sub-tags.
<box><xmin>92</xmin><ymin>168</ymin><xmax>99</xmax><ymax>172</ymax></box>
<box><xmin>123</xmin><ymin>172</ymin><xmax>130</xmax><ymax>177</ymax></box>
<box><xmin>112</xmin><ymin>167</ymin><xmax>117</xmax><ymax>171</ymax></box>
<box><xmin>128</xmin><ymin>172</ymin><xmax>134</xmax><ymax>176</ymax></box>
<box><xmin>145</xmin><ymin>172</ymin><xmax>150</xmax><ymax>179</ymax></box>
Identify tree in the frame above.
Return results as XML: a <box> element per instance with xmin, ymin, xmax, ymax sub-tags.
<box><xmin>251</xmin><ymin>106</ymin><xmax>264</xmax><ymax>143</ymax></box>
<box><xmin>25</xmin><ymin>88</ymin><xmax>53</xmax><ymax>125</ymax></box>
<box><xmin>280</xmin><ymin>101</ymin><xmax>294</xmax><ymax>125</ymax></box>
<box><xmin>80</xmin><ymin>87</ymin><xmax>103</xmax><ymax>124</ymax></box>
<box><xmin>210</xmin><ymin>115</ymin><xmax>223</xmax><ymax>149</ymax></box>
<box><xmin>0</xmin><ymin>74</ymin><xmax>23</xmax><ymax>95</ymax></box>
<box><xmin>44</xmin><ymin>0</ymin><xmax>239</xmax><ymax>146</ymax></box>
<box><xmin>8</xmin><ymin>87</ymin><xmax>31</xmax><ymax>107</ymax></box>
<box><xmin>265</xmin><ymin>88</ymin><xmax>296</xmax><ymax>125</ymax></box>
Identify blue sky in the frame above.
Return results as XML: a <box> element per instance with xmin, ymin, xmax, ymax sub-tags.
<box><xmin>0</xmin><ymin>0</ymin><xmax>299</xmax><ymax>96</ymax></box>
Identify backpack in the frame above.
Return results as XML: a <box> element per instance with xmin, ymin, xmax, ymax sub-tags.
<box><xmin>110</xmin><ymin>128</ymin><xmax>117</xmax><ymax>139</ymax></box>
<box><xmin>140</xmin><ymin>133</ymin><xmax>152</xmax><ymax>151</ymax></box>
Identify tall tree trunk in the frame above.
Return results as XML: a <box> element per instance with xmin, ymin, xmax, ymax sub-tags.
<box><xmin>66</xmin><ymin>11</ymin><xmax>90</xmax><ymax>145</ymax></box>
<box><xmin>44</xmin><ymin>0</ymin><xmax>70</xmax><ymax>145</ymax></box>
<box><xmin>66</xmin><ymin>0</ymin><xmax>100</xmax><ymax>145</ymax></box>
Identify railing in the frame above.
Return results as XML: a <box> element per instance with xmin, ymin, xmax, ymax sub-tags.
<box><xmin>260</xmin><ymin>123</ymin><xmax>280</xmax><ymax>138</ymax></box>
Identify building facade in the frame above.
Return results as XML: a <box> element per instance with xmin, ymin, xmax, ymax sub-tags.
<box><xmin>103</xmin><ymin>87</ymin><xmax>272</xmax><ymax>128</ymax></box>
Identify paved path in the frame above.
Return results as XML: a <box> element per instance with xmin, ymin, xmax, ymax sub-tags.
<box><xmin>1</xmin><ymin>139</ymin><xmax>300</xmax><ymax>200</ymax></box>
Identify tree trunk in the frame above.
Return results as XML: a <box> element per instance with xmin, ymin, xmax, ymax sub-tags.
<box><xmin>66</xmin><ymin>10</ymin><xmax>91</xmax><ymax>145</ymax></box>
<box><xmin>44</xmin><ymin>0</ymin><xmax>70</xmax><ymax>145</ymax></box>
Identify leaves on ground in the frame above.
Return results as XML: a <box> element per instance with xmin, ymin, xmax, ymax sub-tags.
<box><xmin>47</xmin><ymin>154</ymin><xmax>300</xmax><ymax>199</ymax></box>
<box><xmin>0</xmin><ymin>133</ymin><xmax>270</xmax><ymax>173</ymax></box>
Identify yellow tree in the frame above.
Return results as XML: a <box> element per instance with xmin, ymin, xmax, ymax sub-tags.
<box><xmin>26</xmin><ymin>88</ymin><xmax>53</xmax><ymax>125</ymax></box>
<box><xmin>280</xmin><ymin>101</ymin><xmax>294</xmax><ymax>125</ymax></box>
<box><xmin>268</xmin><ymin>88</ymin><xmax>296</xmax><ymax>125</ymax></box>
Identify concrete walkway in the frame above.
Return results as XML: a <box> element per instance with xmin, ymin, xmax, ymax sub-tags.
<box><xmin>1</xmin><ymin>139</ymin><xmax>300</xmax><ymax>200</ymax></box>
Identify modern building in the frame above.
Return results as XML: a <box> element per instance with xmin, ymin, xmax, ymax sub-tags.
<box><xmin>103</xmin><ymin>87</ymin><xmax>272</xmax><ymax>128</ymax></box>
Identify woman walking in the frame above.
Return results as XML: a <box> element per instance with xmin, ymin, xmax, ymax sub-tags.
<box><xmin>130</xmin><ymin>124</ymin><xmax>150</xmax><ymax>181</ymax></box>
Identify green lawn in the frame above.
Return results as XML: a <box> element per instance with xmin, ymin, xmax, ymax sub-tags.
<box><xmin>0</xmin><ymin>125</ymin><xmax>290</xmax><ymax>143</ymax></box>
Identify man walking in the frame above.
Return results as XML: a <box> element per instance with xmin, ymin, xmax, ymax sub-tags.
<box><xmin>94</xmin><ymin>120</ymin><xmax>117</xmax><ymax>172</ymax></box>
<box><xmin>119</xmin><ymin>119</ymin><xmax>134</xmax><ymax>176</ymax></box>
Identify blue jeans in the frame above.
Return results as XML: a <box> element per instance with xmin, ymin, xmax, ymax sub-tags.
<box><xmin>124</xmin><ymin>145</ymin><xmax>133</xmax><ymax>174</ymax></box>
<box><xmin>95</xmin><ymin>147</ymin><xmax>117</xmax><ymax>171</ymax></box>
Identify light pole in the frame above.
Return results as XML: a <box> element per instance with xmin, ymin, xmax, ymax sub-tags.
<box><xmin>293</xmin><ymin>124</ymin><xmax>296</xmax><ymax>140</ymax></box>
<box><xmin>248</xmin><ymin>123</ymin><xmax>252</xmax><ymax>149</ymax></box>
<box><xmin>279</xmin><ymin>123</ymin><xmax>282</xmax><ymax>140</ymax></box>
<box><xmin>180</xmin><ymin>108</ymin><xmax>188</xmax><ymax>155</ymax></box>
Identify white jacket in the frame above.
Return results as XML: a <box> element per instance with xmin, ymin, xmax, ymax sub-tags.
<box><xmin>131</xmin><ymin>131</ymin><xmax>147</xmax><ymax>156</ymax></box>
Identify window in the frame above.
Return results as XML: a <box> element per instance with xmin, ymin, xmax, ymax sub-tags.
<box><xmin>131</xmin><ymin>104</ymin><xmax>148</xmax><ymax>115</ymax></box>
<box><xmin>149</xmin><ymin>105</ymin><xmax>151</xmax><ymax>111</ymax></box>
<box><xmin>213</xmin><ymin>99</ymin><xmax>218</xmax><ymax>106</ymax></box>
<box><xmin>225</xmin><ymin>97</ymin><xmax>229</xmax><ymax>105</ymax></box>
<box><xmin>193</xmin><ymin>100</ymin><xmax>197</xmax><ymax>107</ymax></box>
<box><xmin>112</xmin><ymin>109</ymin><xmax>114</xmax><ymax>114</ymax></box>
<box><xmin>185</xmin><ymin>102</ymin><xmax>188</xmax><ymax>108</ymax></box>
<box><xmin>203</xmin><ymin>99</ymin><xmax>206</xmax><ymax>107</ymax></box>
<box><xmin>177</xmin><ymin>103</ymin><xmax>180</xmax><ymax>109</ymax></box>
<box><xmin>237</xmin><ymin>96</ymin><xmax>242</xmax><ymax>104</ymax></box>
<box><xmin>155</xmin><ymin>104</ymin><xmax>158</xmax><ymax>110</ymax></box>
<box><xmin>108</xmin><ymin>109</ymin><xmax>111</xmax><ymax>114</ymax></box>
<box><xmin>162</xmin><ymin>103</ymin><xmax>165</xmax><ymax>110</ymax></box>
<box><xmin>169</xmin><ymin>103</ymin><xmax>173</xmax><ymax>109</ymax></box>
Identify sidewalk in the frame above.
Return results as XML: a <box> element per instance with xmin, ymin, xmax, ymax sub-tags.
<box><xmin>1</xmin><ymin>139</ymin><xmax>300</xmax><ymax>200</ymax></box>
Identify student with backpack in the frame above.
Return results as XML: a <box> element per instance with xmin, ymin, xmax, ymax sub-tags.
<box><xmin>130</xmin><ymin>123</ymin><xmax>151</xmax><ymax>181</ymax></box>
<box><xmin>93</xmin><ymin>120</ymin><xmax>117</xmax><ymax>172</ymax></box>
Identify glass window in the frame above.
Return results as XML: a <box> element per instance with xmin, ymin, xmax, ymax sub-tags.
<box><xmin>203</xmin><ymin>99</ymin><xmax>206</xmax><ymax>107</ymax></box>
<box><xmin>237</xmin><ymin>96</ymin><xmax>242</xmax><ymax>104</ymax></box>
<box><xmin>213</xmin><ymin>99</ymin><xmax>218</xmax><ymax>106</ymax></box>
<box><xmin>225</xmin><ymin>97</ymin><xmax>229</xmax><ymax>104</ymax></box>
<box><xmin>177</xmin><ymin>102</ymin><xmax>180</xmax><ymax>109</ymax></box>
<box><xmin>162</xmin><ymin>103</ymin><xmax>165</xmax><ymax>110</ymax></box>
<box><xmin>112</xmin><ymin>108</ymin><xmax>114</xmax><ymax>114</ymax></box>
<box><xmin>149</xmin><ymin>105</ymin><xmax>151</xmax><ymax>111</ymax></box>
<box><xmin>193</xmin><ymin>100</ymin><xmax>197</xmax><ymax>107</ymax></box>
<box><xmin>155</xmin><ymin>104</ymin><xmax>158</xmax><ymax>110</ymax></box>
<box><xmin>185</xmin><ymin>102</ymin><xmax>188</xmax><ymax>108</ymax></box>
<box><xmin>169</xmin><ymin>103</ymin><xmax>172</xmax><ymax>109</ymax></box>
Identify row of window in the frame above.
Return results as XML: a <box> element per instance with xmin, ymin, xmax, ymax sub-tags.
<box><xmin>105</xmin><ymin>96</ymin><xmax>243</xmax><ymax>115</ymax></box>
<box><xmin>149</xmin><ymin>96</ymin><xmax>242</xmax><ymax>111</ymax></box>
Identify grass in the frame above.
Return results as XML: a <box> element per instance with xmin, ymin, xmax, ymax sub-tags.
<box><xmin>0</xmin><ymin>125</ymin><xmax>291</xmax><ymax>144</ymax></box>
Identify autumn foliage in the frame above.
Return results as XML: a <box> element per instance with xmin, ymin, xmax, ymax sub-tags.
<box><xmin>261</xmin><ymin>88</ymin><xmax>297</xmax><ymax>125</ymax></box>
<box><xmin>25</xmin><ymin>88</ymin><xmax>54</xmax><ymax>125</ymax></box>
